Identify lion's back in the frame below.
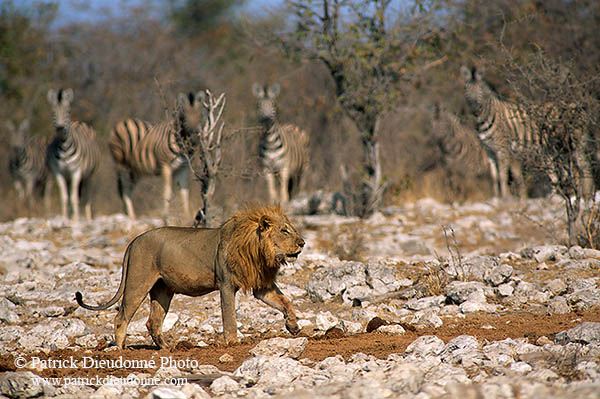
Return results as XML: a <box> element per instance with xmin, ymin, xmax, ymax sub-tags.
<box><xmin>129</xmin><ymin>226</ymin><xmax>220</xmax><ymax>260</ymax></box>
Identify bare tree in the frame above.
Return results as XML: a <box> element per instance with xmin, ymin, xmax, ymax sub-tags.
<box><xmin>175</xmin><ymin>89</ymin><xmax>227</xmax><ymax>227</ymax></box>
<box><xmin>503</xmin><ymin>49</ymin><xmax>600</xmax><ymax>246</ymax></box>
<box><xmin>269</xmin><ymin>0</ymin><xmax>445</xmax><ymax>216</ymax></box>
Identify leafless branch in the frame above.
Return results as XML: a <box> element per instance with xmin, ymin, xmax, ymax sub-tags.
<box><xmin>177</xmin><ymin>89</ymin><xmax>227</xmax><ymax>227</ymax></box>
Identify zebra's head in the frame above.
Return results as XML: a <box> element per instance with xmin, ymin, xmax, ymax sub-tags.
<box><xmin>176</xmin><ymin>91</ymin><xmax>206</xmax><ymax>147</ymax></box>
<box><xmin>6</xmin><ymin>119</ymin><xmax>30</xmax><ymax>150</ymax></box>
<box><xmin>252</xmin><ymin>83</ymin><xmax>280</xmax><ymax>127</ymax></box>
<box><xmin>460</xmin><ymin>66</ymin><xmax>492</xmax><ymax>115</ymax></box>
<box><xmin>47</xmin><ymin>88</ymin><xmax>74</xmax><ymax>137</ymax></box>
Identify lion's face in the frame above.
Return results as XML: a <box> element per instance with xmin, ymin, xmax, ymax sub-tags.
<box><xmin>227</xmin><ymin>205</ymin><xmax>305</xmax><ymax>290</ymax></box>
<box><xmin>260</xmin><ymin>215</ymin><xmax>305</xmax><ymax>265</ymax></box>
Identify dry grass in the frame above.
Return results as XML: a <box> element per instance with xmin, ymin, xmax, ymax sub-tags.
<box><xmin>334</xmin><ymin>224</ymin><xmax>366</xmax><ymax>261</ymax></box>
<box><xmin>421</xmin><ymin>225</ymin><xmax>470</xmax><ymax>296</ymax></box>
<box><xmin>420</xmin><ymin>262</ymin><xmax>452</xmax><ymax>296</ymax></box>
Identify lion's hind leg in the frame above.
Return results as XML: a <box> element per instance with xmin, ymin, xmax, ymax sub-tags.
<box><xmin>146</xmin><ymin>279</ymin><xmax>174</xmax><ymax>349</ymax></box>
<box><xmin>114</xmin><ymin>275</ymin><xmax>159</xmax><ymax>350</ymax></box>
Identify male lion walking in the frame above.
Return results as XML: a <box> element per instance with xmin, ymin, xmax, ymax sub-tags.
<box><xmin>76</xmin><ymin>205</ymin><xmax>305</xmax><ymax>349</ymax></box>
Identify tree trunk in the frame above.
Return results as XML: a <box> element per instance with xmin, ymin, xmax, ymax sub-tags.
<box><xmin>194</xmin><ymin>173</ymin><xmax>216</xmax><ymax>227</ymax></box>
<box><xmin>358</xmin><ymin>118</ymin><xmax>383</xmax><ymax>217</ymax></box>
<box><xmin>563</xmin><ymin>193</ymin><xmax>581</xmax><ymax>247</ymax></box>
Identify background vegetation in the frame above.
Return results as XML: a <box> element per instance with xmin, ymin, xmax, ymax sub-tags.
<box><xmin>1</xmin><ymin>0</ymin><xmax>598</xmax><ymax>223</ymax></box>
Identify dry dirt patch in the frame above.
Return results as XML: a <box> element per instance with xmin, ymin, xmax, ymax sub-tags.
<box><xmin>1</xmin><ymin>309</ymin><xmax>597</xmax><ymax>379</ymax></box>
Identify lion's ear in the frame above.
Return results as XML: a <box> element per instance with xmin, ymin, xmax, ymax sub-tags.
<box><xmin>258</xmin><ymin>215</ymin><xmax>272</xmax><ymax>232</ymax></box>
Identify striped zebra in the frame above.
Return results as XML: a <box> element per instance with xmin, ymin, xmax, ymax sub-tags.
<box><xmin>429</xmin><ymin>104</ymin><xmax>489</xmax><ymax>179</ymax></box>
<box><xmin>252</xmin><ymin>83</ymin><xmax>310</xmax><ymax>205</ymax></box>
<box><xmin>108</xmin><ymin>118</ymin><xmax>153</xmax><ymax>219</ymax></box>
<box><xmin>47</xmin><ymin>88</ymin><xmax>101</xmax><ymax>221</ymax></box>
<box><xmin>108</xmin><ymin>92</ymin><xmax>205</xmax><ymax>219</ymax></box>
<box><xmin>460</xmin><ymin>66</ymin><xmax>534</xmax><ymax>198</ymax></box>
<box><xmin>461</xmin><ymin>66</ymin><xmax>596</xmax><ymax>199</ymax></box>
<box><xmin>7</xmin><ymin>119</ymin><xmax>51</xmax><ymax>210</ymax></box>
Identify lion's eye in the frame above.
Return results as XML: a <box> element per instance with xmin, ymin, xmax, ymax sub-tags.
<box><xmin>281</xmin><ymin>228</ymin><xmax>289</xmax><ymax>234</ymax></box>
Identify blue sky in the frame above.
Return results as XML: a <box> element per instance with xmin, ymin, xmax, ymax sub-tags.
<box><xmin>50</xmin><ymin>0</ymin><xmax>285</xmax><ymax>26</ymax></box>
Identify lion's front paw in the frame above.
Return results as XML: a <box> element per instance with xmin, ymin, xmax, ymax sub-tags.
<box><xmin>285</xmin><ymin>320</ymin><xmax>301</xmax><ymax>335</ymax></box>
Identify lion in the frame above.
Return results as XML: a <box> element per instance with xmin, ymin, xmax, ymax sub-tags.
<box><xmin>75</xmin><ymin>205</ymin><xmax>305</xmax><ymax>349</ymax></box>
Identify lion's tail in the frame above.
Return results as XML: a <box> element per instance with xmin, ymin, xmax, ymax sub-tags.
<box><xmin>75</xmin><ymin>243</ymin><xmax>132</xmax><ymax>311</ymax></box>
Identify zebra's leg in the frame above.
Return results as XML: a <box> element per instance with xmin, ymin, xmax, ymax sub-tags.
<box><xmin>14</xmin><ymin>180</ymin><xmax>25</xmax><ymax>201</ymax></box>
<box><xmin>80</xmin><ymin>177</ymin><xmax>93</xmax><ymax>221</ymax></box>
<box><xmin>487</xmin><ymin>157</ymin><xmax>500</xmax><ymax>197</ymax></box>
<box><xmin>70</xmin><ymin>169</ymin><xmax>82</xmax><ymax>221</ymax></box>
<box><xmin>265</xmin><ymin>171</ymin><xmax>278</xmax><ymax>204</ymax></box>
<box><xmin>54</xmin><ymin>173</ymin><xmax>69</xmax><ymax>219</ymax></box>
<box><xmin>25</xmin><ymin>179</ymin><xmax>35</xmax><ymax>210</ymax></box>
<box><xmin>42</xmin><ymin>177</ymin><xmax>52</xmax><ymax>214</ymax></box>
<box><xmin>84</xmin><ymin>200</ymin><xmax>92</xmax><ymax>221</ymax></box>
<box><xmin>161</xmin><ymin>164</ymin><xmax>172</xmax><ymax>217</ymax></box>
<box><xmin>124</xmin><ymin>172</ymin><xmax>137</xmax><ymax>220</ymax></box>
<box><xmin>117</xmin><ymin>170</ymin><xmax>136</xmax><ymax>219</ymax></box>
<box><xmin>279</xmin><ymin>167</ymin><xmax>290</xmax><ymax>205</ymax></box>
<box><xmin>174</xmin><ymin>165</ymin><xmax>190</xmax><ymax>219</ymax></box>
<box><xmin>497</xmin><ymin>155</ymin><xmax>510</xmax><ymax>198</ymax></box>
<box><xmin>511</xmin><ymin>160</ymin><xmax>527</xmax><ymax>199</ymax></box>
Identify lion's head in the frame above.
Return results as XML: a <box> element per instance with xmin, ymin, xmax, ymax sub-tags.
<box><xmin>225</xmin><ymin>205</ymin><xmax>305</xmax><ymax>291</ymax></box>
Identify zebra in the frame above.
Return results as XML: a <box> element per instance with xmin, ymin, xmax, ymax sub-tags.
<box><xmin>108</xmin><ymin>92</ymin><xmax>205</xmax><ymax>220</ymax></box>
<box><xmin>252</xmin><ymin>83</ymin><xmax>310</xmax><ymax>205</ymax></box>
<box><xmin>460</xmin><ymin>66</ymin><xmax>595</xmax><ymax>199</ymax></box>
<box><xmin>7</xmin><ymin>119</ymin><xmax>51</xmax><ymax>210</ymax></box>
<box><xmin>47</xmin><ymin>88</ymin><xmax>101</xmax><ymax>221</ymax></box>
<box><xmin>108</xmin><ymin>118</ymin><xmax>153</xmax><ymax>219</ymax></box>
<box><xmin>429</xmin><ymin>103</ymin><xmax>489</xmax><ymax>180</ymax></box>
<box><xmin>460</xmin><ymin>66</ymin><xmax>534</xmax><ymax>198</ymax></box>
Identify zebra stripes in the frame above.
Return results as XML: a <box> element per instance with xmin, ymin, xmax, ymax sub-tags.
<box><xmin>47</xmin><ymin>88</ymin><xmax>101</xmax><ymax>221</ymax></box>
<box><xmin>461</xmin><ymin>66</ymin><xmax>597</xmax><ymax>199</ymax></box>
<box><xmin>108</xmin><ymin>118</ymin><xmax>153</xmax><ymax>219</ymax></box>
<box><xmin>429</xmin><ymin>104</ymin><xmax>489</xmax><ymax>177</ymax></box>
<box><xmin>535</xmin><ymin>102</ymin><xmax>596</xmax><ymax>199</ymax></box>
<box><xmin>252</xmin><ymin>83</ymin><xmax>310</xmax><ymax>204</ymax></box>
<box><xmin>108</xmin><ymin>91</ymin><xmax>205</xmax><ymax>219</ymax></box>
<box><xmin>109</xmin><ymin>118</ymin><xmax>153</xmax><ymax>170</ymax></box>
<box><xmin>461</xmin><ymin>66</ymin><xmax>535</xmax><ymax>198</ymax></box>
<box><xmin>7</xmin><ymin>119</ymin><xmax>51</xmax><ymax>209</ymax></box>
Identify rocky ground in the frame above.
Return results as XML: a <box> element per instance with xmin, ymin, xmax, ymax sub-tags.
<box><xmin>1</xmin><ymin>194</ymin><xmax>600</xmax><ymax>399</ymax></box>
